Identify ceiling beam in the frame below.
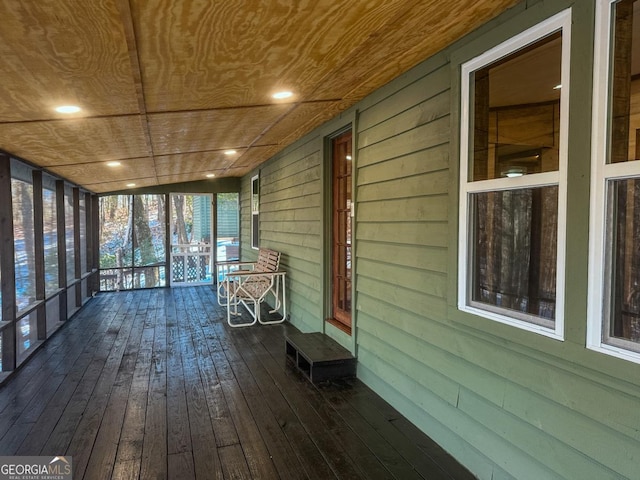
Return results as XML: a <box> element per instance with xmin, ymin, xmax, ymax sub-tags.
<box><xmin>114</xmin><ymin>0</ymin><xmax>158</xmax><ymax>183</ymax></box>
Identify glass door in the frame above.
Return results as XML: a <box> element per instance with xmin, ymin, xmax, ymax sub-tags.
<box><xmin>170</xmin><ymin>193</ymin><xmax>213</xmax><ymax>286</ymax></box>
<box><xmin>331</xmin><ymin>130</ymin><xmax>352</xmax><ymax>332</ymax></box>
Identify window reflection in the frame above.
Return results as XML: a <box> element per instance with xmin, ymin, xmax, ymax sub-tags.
<box><xmin>472</xmin><ymin>32</ymin><xmax>562</xmax><ymax>180</ymax></box>
<box><xmin>43</xmin><ymin>187</ymin><xmax>59</xmax><ymax>295</ymax></box>
<box><xmin>65</xmin><ymin>186</ymin><xmax>75</xmax><ymax>286</ymax></box>
<box><xmin>472</xmin><ymin>186</ymin><xmax>558</xmax><ymax>324</ymax></box>
<box><xmin>12</xmin><ymin>179</ymin><xmax>36</xmax><ymax>312</ymax></box>
<box><xmin>464</xmin><ymin>26</ymin><xmax>565</xmax><ymax>328</ymax></box>
<box><xmin>80</xmin><ymin>194</ymin><xmax>87</xmax><ymax>275</ymax></box>
<box><xmin>604</xmin><ymin>0</ymin><xmax>640</xmax><ymax>348</ymax></box>
<box><xmin>610</xmin><ymin>0</ymin><xmax>640</xmax><ymax>163</ymax></box>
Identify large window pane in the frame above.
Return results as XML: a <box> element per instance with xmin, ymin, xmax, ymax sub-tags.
<box><xmin>607</xmin><ymin>178</ymin><xmax>640</xmax><ymax>346</ymax></box>
<box><xmin>609</xmin><ymin>0</ymin><xmax>640</xmax><ymax>163</ymax></box>
<box><xmin>43</xmin><ymin>187</ymin><xmax>59</xmax><ymax>295</ymax></box>
<box><xmin>600</xmin><ymin>0</ymin><xmax>640</xmax><ymax>353</ymax></box>
<box><xmin>65</xmin><ymin>186</ymin><xmax>75</xmax><ymax>285</ymax></box>
<box><xmin>471</xmin><ymin>32</ymin><xmax>562</xmax><ymax>181</ymax></box>
<box><xmin>170</xmin><ymin>194</ymin><xmax>212</xmax><ymax>285</ymax></box>
<box><xmin>459</xmin><ymin>11</ymin><xmax>569</xmax><ymax>338</ymax></box>
<box><xmin>79</xmin><ymin>194</ymin><xmax>87</xmax><ymax>274</ymax></box>
<box><xmin>589</xmin><ymin>0</ymin><xmax>640</xmax><ymax>362</ymax></box>
<box><xmin>133</xmin><ymin>195</ymin><xmax>165</xmax><ymax>267</ymax></box>
<box><xmin>100</xmin><ymin>195</ymin><xmax>132</xmax><ymax>289</ymax></box>
<box><xmin>12</xmin><ymin>178</ymin><xmax>36</xmax><ymax>312</ymax></box>
<box><xmin>133</xmin><ymin>195</ymin><xmax>166</xmax><ymax>288</ymax></box>
<box><xmin>100</xmin><ymin>195</ymin><xmax>133</xmax><ymax>269</ymax></box>
<box><xmin>472</xmin><ymin>186</ymin><xmax>558</xmax><ymax>325</ymax></box>
<box><xmin>100</xmin><ymin>195</ymin><xmax>166</xmax><ymax>290</ymax></box>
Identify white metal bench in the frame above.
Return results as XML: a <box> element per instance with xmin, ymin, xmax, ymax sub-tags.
<box><xmin>217</xmin><ymin>248</ymin><xmax>287</xmax><ymax>327</ymax></box>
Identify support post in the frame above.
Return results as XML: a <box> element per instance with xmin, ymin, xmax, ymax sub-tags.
<box><xmin>92</xmin><ymin>195</ymin><xmax>100</xmax><ymax>294</ymax></box>
<box><xmin>56</xmin><ymin>181</ymin><xmax>68</xmax><ymax>321</ymax></box>
<box><xmin>33</xmin><ymin>170</ymin><xmax>47</xmax><ymax>340</ymax></box>
<box><xmin>73</xmin><ymin>187</ymin><xmax>81</xmax><ymax>309</ymax></box>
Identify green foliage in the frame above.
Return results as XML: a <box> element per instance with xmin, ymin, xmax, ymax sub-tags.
<box><xmin>100</xmin><ymin>252</ymin><xmax>117</xmax><ymax>269</ymax></box>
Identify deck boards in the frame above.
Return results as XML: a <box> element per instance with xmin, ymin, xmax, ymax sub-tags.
<box><xmin>0</xmin><ymin>287</ymin><xmax>474</xmax><ymax>480</ymax></box>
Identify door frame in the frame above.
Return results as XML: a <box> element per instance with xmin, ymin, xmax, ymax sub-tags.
<box><xmin>169</xmin><ymin>192</ymin><xmax>214</xmax><ymax>286</ymax></box>
<box><xmin>323</xmin><ymin>119</ymin><xmax>357</xmax><ymax>345</ymax></box>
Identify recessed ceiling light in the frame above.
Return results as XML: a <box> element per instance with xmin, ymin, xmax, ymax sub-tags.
<box><xmin>106</xmin><ymin>161</ymin><xmax>121</xmax><ymax>167</ymax></box>
<box><xmin>206</xmin><ymin>173</ymin><xmax>216</xmax><ymax>178</ymax></box>
<box><xmin>126</xmin><ymin>183</ymin><xmax>136</xmax><ymax>187</ymax></box>
<box><xmin>553</xmin><ymin>84</ymin><xmax>562</xmax><ymax>90</ymax></box>
<box><xmin>224</xmin><ymin>149</ymin><xmax>237</xmax><ymax>155</ymax></box>
<box><xmin>55</xmin><ymin>105</ymin><xmax>81</xmax><ymax>114</ymax></box>
<box><xmin>272</xmin><ymin>91</ymin><xmax>293</xmax><ymax>99</ymax></box>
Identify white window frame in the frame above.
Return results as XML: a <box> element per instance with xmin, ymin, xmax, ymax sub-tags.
<box><xmin>251</xmin><ymin>174</ymin><xmax>259</xmax><ymax>250</ymax></box>
<box><xmin>458</xmin><ymin>10</ymin><xmax>571</xmax><ymax>340</ymax></box>
<box><xmin>588</xmin><ymin>0</ymin><xmax>640</xmax><ymax>364</ymax></box>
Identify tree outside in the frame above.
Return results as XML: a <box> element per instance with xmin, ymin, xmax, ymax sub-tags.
<box><xmin>100</xmin><ymin>194</ymin><xmax>166</xmax><ymax>289</ymax></box>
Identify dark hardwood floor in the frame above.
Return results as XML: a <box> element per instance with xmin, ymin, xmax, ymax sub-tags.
<box><xmin>0</xmin><ymin>287</ymin><xmax>474</xmax><ymax>479</ymax></box>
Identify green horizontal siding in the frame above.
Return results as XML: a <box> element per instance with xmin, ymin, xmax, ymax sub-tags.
<box><xmin>355</xmin><ymin>352</ymin><xmax>503</xmax><ymax>479</ymax></box>
<box><xmin>357</xmin><ymin>117</ymin><xmax>450</xmax><ymax>167</ymax></box>
<box><xmin>357</xmin><ymin>242</ymin><xmax>448</xmax><ymax>273</ymax></box>
<box><xmin>357</xmin><ymin>222</ymin><xmax>448</xmax><ymax>247</ymax></box>
<box><xmin>358</xmin><ymin>144</ymin><xmax>450</xmax><ymax>186</ymax></box>
<box><xmin>243</xmin><ymin>138</ymin><xmax>324</xmax><ymax>332</ymax></box>
<box><xmin>357</xmin><ymin>64</ymin><xmax>451</xmax><ymax>132</ymax></box>
<box><xmin>358</xmin><ymin>168</ymin><xmax>449</xmax><ymax>200</ymax></box>
<box><xmin>357</xmin><ymin>195</ymin><xmax>448</xmax><ymax>221</ymax></box>
<box><xmin>239</xmin><ymin>0</ymin><xmax>640</xmax><ymax>478</ymax></box>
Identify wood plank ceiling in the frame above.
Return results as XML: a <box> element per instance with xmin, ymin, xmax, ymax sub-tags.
<box><xmin>0</xmin><ymin>0</ymin><xmax>520</xmax><ymax>193</ymax></box>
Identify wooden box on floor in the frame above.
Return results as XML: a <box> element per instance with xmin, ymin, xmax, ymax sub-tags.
<box><xmin>285</xmin><ymin>332</ymin><xmax>356</xmax><ymax>383</ymax></box>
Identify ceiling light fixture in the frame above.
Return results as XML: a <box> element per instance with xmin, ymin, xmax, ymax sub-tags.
<box><xmin>126</xmin><ymin>183</ymin><xmax>136</xmax><ymax>187</ymax></box>
<box><xmin>224</xmin><ymin>149</ymin><xmax>237</xmax><ymax>155</ymax></box>
<box><xmin>502</xmin><ymin>166</ymin><xmax>526</xmax><ymax>178</ymax></box>
<box><xmin>206</xmin><ymin>173</ymin><xmax>216</xmax><ymax>178</ymax></box>
<box><xmin>55</xmin><ymin>105</ymin><xmax>81</xmax><ymax>114</ymax></box>
<box><xmin>272</xmin><ymin>91</ymin><xmax>293</xmax><ymax>99</ymax></box>
<box><xmin>346</xmin><ymin>155</ymin><xmax>352</xmax><ymax>160</ymax></box>
<box><xmin>106</xmin><ymin>161</ymin><xmax>121</xmax><ymax>167</ymax></box>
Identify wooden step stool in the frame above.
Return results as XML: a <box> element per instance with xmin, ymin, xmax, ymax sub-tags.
<box><xmin>285</xmin><ymin>332</ymin><xmax>356</xmax><ymax>383</ymax></box>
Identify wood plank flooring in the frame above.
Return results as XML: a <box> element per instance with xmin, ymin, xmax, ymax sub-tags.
<box><xmin>0</xmin><ymin>287</ymin><xmax>474</xmax><ymax>479</ymax></box>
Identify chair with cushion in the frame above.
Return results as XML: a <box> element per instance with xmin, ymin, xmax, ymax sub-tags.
<box><xmin>218</xmin><ymin>248</ymin><xmax>287</xmax><ymax>327</ymax></box>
